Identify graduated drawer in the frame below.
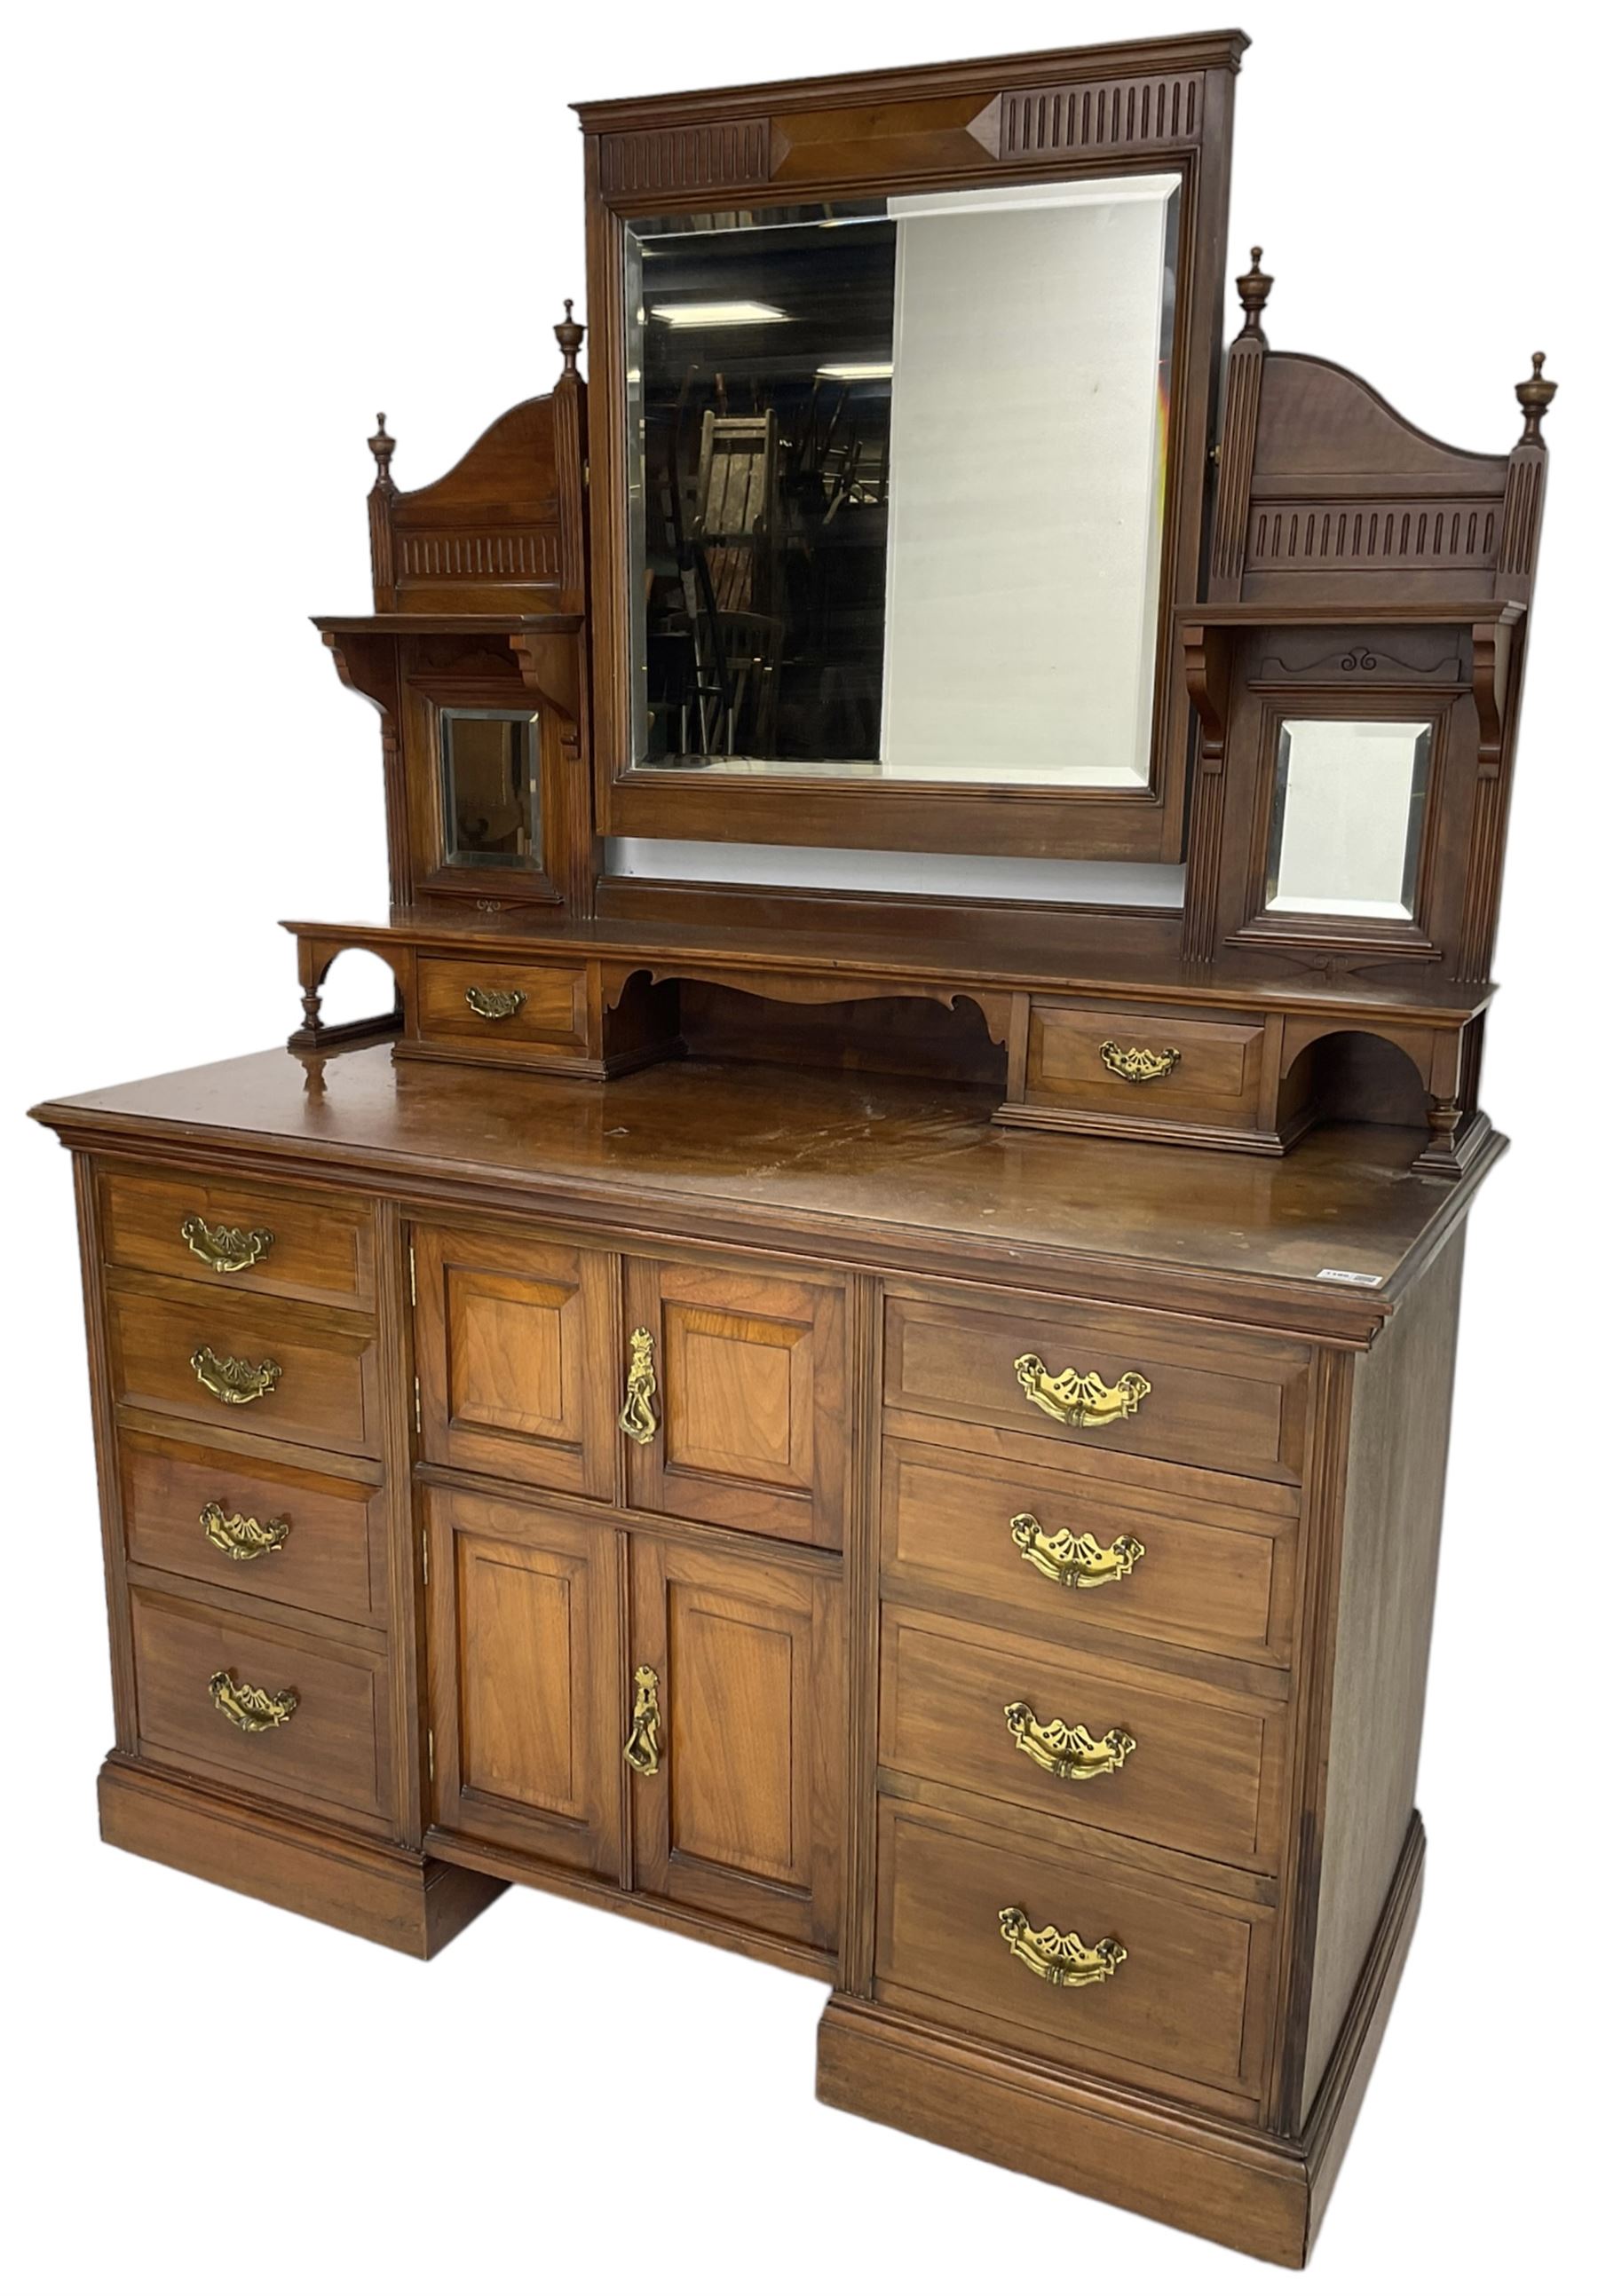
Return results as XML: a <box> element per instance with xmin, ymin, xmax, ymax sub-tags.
<box><xmin>875</xmin><ymin>1799</ymin><xmax>1272</xmax><ymax>2103</ymax></box>
<box><xmin>130</xmin><ymin>1585</ymin><xmax>392</xmax><ymax>1832</ymax></box>
<box><xmin>121</xmin><ymin>1429</ymin><xmax>385</xmax><ymax>1625</ymax></box>
<box><xmin>1026</xmin><ymin>1001</ymin><xmax>1266</xmax><ymax>1127</ymax></box>
<box><xmin>99</xmin><ymin>1164</ymin><xmax>373</xmax><ymax>1307</ymax></box>
<box><xmin>884</xmin><ymin>1290</ymin><xmax>1308</xmax><ymax>1484</ymax></box>
<box><xmin>106</xmin><ymin>1271</ymin><xmax>380</xmax><ymax>1458</ymax></box>
<box><xmin>881</xmin><ymin>1437</ymin><xmax>1297</xmax><ymax>1665</ymax></box>
<box><xmin>880</xmin><ymin>1606</ymin><xmax>1285</xmax><ymax>1871</ymax></box>
<box><xmin>414</xmin><ymin>956</ymin><xmax>589</xmax><ymax>1058</ymax></box>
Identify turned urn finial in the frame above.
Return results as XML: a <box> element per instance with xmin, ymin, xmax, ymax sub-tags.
<box><xmin>1237</xmin><ymin>246</ymin><xmax>1272</xmax><ymax>342</ymax></box>
<box><xmin>555</xmin><ymin>298</ymin><xmax>585</xmax><ymax>376</ymax></box>
<box><xmin>1515</xmin><ymin>351</ymin><xmax>1556</xmax><ymax>443</ymax></box>
<box><xmin>368</xmin><ymin>412</ymin><xmax>396</xmax><ymax>492</ymax></box>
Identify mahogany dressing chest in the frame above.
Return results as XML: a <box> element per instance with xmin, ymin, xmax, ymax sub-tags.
<box><xmin>32</xmin><ymin>28</ymin><xmax>1554</xmax><ymax>2268</ymax></box>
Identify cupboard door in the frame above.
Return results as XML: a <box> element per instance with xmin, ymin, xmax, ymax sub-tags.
<box><xmin>426</xmin><ymin>1490</ymin><xmax>623</xmax><ymax>1878</ymax></box>
<box><xmin>622</xmin><ymin>1257</ymin><xmax>845</xmax><ymax>1546</ymax></box>
<box><xmin>415</xmin><ymin>1224</ymin><xmax>614</xmax><ymax>1498</ymax></box>
<box><xmin>629</xmin><ymin>1533</ymin><xmax>842</xmax><ymax>1953</ymax></box>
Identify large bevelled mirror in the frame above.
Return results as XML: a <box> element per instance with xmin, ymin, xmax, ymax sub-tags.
<box><xmin>624</xmin><ymin>172</ymin><xmax>1180</xmax><ymax>789</ymax></box>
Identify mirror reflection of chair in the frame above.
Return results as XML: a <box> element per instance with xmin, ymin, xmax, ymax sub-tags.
<box><xmin>686</xmin><ymin>408</ymin><xmax>782</xmax><ymax>756</ymax></box>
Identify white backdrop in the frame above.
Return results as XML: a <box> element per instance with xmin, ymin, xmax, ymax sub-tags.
<box><xmin>4</xmin><ymin>6</ymin><xmax>1592</xmax><ymax>2293</ymax></box>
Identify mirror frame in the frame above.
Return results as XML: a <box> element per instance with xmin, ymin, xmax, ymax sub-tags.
<box><xmin>576</xmin><ymin>33</ymin><xmax>1247</xmax><ymax>866</ymax></box>
<box><xmin>1241</xmin><ymin>697</ymin><xmax>1447</xmax><ymax>954</ymax></box>
<box><xmin>402</xmin><ymin>670</ymin><xmax>567</xmax><ymax>909</ymax></box>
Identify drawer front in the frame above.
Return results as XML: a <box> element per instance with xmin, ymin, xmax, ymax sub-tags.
<box><xmin>415</xmin><ymin>957</ymin><xmax>589</xmax><ymax>1055</ymax></box>
<box><xmin>1026</xmin><ymin>1002</ymin><xmax>1266</xmax><ymax>1126</ymax></box>
<box><xmin>880</xmin><ymin>1607</ymin><xmax>1283</xmax><ymax>1870</ymax></box>
<box><xmin>884</xmin><ymin>1292</ymin><xmax>1308</xmax><ymax>1484</ymax></box>
<box><xmin>121</xmin><ymin>1430</ymin><xmax>385</xmax><ymax>1624</ymax></box>
<box><xmin>881</xmin><ymin>1438</ymin><xmax>1296</xmax><ymax>1664</ymax></box>
<box><xmin>875</xmin><ymin>1800</ymin><xmax>1270</xmax><ymax>2100</ymax></box>
<box><xmin>107</xmin><ymin>1274</ymin><xmax>379</xmax><ymax>1458</ymax></box>
<box><xmin>414</xmin><ymin>1224</ymin><xmax>613</xmax><ymax>1499</ymax></box>
<box><xmin>130</xmin><ymin>1586</ymin><xmax>391</xmax><ymax>1829</ymax></box>
<box><xmin>100</xmin><ymin>1165</ymin><xmax>373</xmax><ymax>1306</ymax></box>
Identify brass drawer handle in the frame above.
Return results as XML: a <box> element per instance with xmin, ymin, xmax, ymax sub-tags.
<box><xmin>464</xmin><ymin>986</ymin><xmax>525</xmax><ymax>1022</ymax></box>
<box><xmin>1009</xmin><ymin>1512</ymin><xmax>1145</xmax><ymax>1590</ymax></box>
<box><xmin>1015</xmin><ymin>1355</ymin><xmax>1151</xmax><ymax>1430</ymax></box>
<box><xmin>209</xmin><ymin>1668</ymin><xmax>298</xmax><ymax>1732</ymax></box>
<box><xmin>998</xmin><ymin>1906</ymin><xmax>1127</xmax><ymax>1988</ymax></box>
<box><xmin>619</xmin><ymin>1326</ymin><xmax>659</xmax><ymax>1444</ymax></box>
<box><xmin>1099</xmin><ymin>1039</ymin><xmax>1180</xmax><ymax>1084</ymax></box>
<box><xmin>623</xmin><ymin>1663</ymin><xmax>661</xmax><ymax>1776</ymax></box>
<box><xmin>1004</xmin><ymin>1701</ymin><xmax>1135</xmax><ymax>1781</ymax></box>
<box><xmin>181</xmin><ymin>1213</ymin><xmax>274</xmax><ymax>1272</ymax></box>
<box><xmin>191</xmin><ymin>1345</ymin><xmax>282</xmax><ymax>1405</ymax></box>
<box><xmin>201</xmin><ymin>1500</ymin><xmax>290</xmax><ymax>1562</ymax></box>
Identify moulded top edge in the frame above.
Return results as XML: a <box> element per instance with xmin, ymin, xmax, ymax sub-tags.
<box><xmin>571</xmin><ymin>31</ymin><xmax>1252</xmax><ymax>132</ymax></box>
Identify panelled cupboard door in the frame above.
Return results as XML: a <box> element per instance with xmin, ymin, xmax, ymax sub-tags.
<box><xmin>426</xmin><ymin>1490</ymin><xmax>623</xmax><ymax>1878</ymax></box>
<box><xmin>622</xmin><ymin>1256</ymin><xmax>845</xmax><ymax>1546</ymax></box>
<box><xmin>414</xmin><ymin>1224</ymin><xmax>614</xmax><ymax>1498</ymax></box>
<box><xmin>629</xmin><ymin>1534</ymin><xmax>842</xmax><ymax>1953</ymax></box>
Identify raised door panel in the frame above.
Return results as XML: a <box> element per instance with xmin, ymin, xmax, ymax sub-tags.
<box><xmin>629</xmin><ymin>1533</ymin><xmax>841</xmax><ymax>1953</ymax></box>
<box><xmin>426</xmin><ymin>1489</ymin><xmax>623</xmax><ymax>1876</ymax></box>
<box><xmin>623</xmin><ymin>1258</ymin><xmax>845</xmax><ymax>1545</ymax></box>
<box><xmin>415</xmin><ymin>1224</ymin><xmax>614</xmax><ymax>1497</ymax></box>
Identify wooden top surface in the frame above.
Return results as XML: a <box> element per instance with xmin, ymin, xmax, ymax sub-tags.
<box><xmin>34</xmin><ymin>1044</ymin><xmax>1501</xmax><ymax>1344</ymax></box>
<box><xmin>285</xmin><ymin>911</ymin><xmax>1497</xmax><ymax>1026</ymax></box>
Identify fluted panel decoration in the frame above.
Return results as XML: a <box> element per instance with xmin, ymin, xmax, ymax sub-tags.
<box><xmin>600</xmin><ymin>119</ymin><xmax>770</xmax><ymax>195</ymax></box>
<box><xmin>1180</xmin><ymin>758</ymin><xmax>1228</xmax><ymax>964</ymax></box>
<box><xmin>1495</xmin><ymin>451</ymin><xmax>1547</xmax><ymax>596</ymax></box>
<box><xmin>1247</xmin><ymin>501</ymin><xmax>1499</xmax><ymax>574</ymax></box>
<box><xmin>969</xmin><ymin>74</ymin><xmax>1203</xmax><ymax>160</ymax></box>
<box><xmin>396</xmin><ymin>529</ymin><xmax>561</xmax><ymax>580</ymax></box>
<box><xmin>1209</xmin><ymin>339</ymin><xmax>1265</xmax><ymax>598</ymax></box>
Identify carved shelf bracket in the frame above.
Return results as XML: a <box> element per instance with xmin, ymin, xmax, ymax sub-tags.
<box><xmin>509</xmin><ymin>631</ymin><xmax>581</xmax><ymax>728</ymax></box>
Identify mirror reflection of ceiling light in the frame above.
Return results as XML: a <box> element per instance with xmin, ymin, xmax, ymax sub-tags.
<box><xmin>817</xmin><ymin>361</ymin><xmax>893</xmax><ymax>380</ymax></box>
<box><xmin>651</xmin><ymin>301</ymin><xmax>790</xmax><ymax>327</ymax></box>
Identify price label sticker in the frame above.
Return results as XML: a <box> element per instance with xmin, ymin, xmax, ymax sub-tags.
<box><xmin>1317</xmin><ymin>1267</ymin><xmax>1382</xmax><ymax>1287</ymax></box>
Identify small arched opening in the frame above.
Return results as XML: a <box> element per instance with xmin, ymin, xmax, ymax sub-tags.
<box><xmin>1280</xmin><ymin>1028</ymin><xmax>1428</xmax><ymax>1139</ymax></box>
<box><xmin>296</xmin><ymin>945</ymin><xmax>402</xmax><ymax>1050</ymax></box>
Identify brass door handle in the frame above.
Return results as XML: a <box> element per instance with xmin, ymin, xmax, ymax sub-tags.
<box><xmin>1015</xmin><ymin>1355</ymin><xmax>1151</xmax><ymax>1430</ymax></box>
<box><xmin>1099</xmin><ymin>1039</ymin><xmax>1180</xmax><ymax>1084</ymax></box>
<box><xmin>623</xmin><ymin>1664</ymin><xmax>661</xmax><ymax>1775</ymax></box>
<box><xmin>998</xmin><ymin>1906</ymin><xmax>1127</xmax><ymax>1987</ymax></box>
<box><xmin>191</xmin><ymin>1346</ymin><xmax>282</xmax><ymax>1405</ymax></box>
<box><xmin>181</xmin><ymin>1213</ymin><xmax>274</xmax><ymax>1272</ymax></box>
<box><xmin>618</xmin><ymin>1326</ymin><xmax>659</xmax><ymax>1444</ymax></box>
<box><xmin>201</xmin><ymin>1501</ymin><xmax>290</xmax><ymax>1561</ymax></box>
<box><xmin>209</xmin><ymin>1669</ymin><xmax>299</xmax><ymax>1732</ymax></box>
<box><xmin>464</xmin><ymin>986</ymin><xmax>525</xmax><ymax>1021</ymax></box>
<box><xmin>1004</xmin><ymin>1701</ymin><xmax>1135</xmax><ymax>1781</ymax></box>
<box><xmin>1009</xmin><ymin>1512</ymin><xmax>1145</xmax><ymax>1590</ymax></box>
